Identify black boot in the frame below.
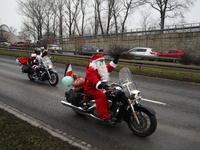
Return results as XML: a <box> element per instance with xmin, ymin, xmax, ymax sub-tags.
<box><xmin>103</xmin><ymin>118</ymin><xmax>115</xmax><ymax>125</ymax></box>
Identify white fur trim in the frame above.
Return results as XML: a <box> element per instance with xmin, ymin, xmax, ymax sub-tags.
<box><xmin>16</xmin><ymin>59</ymin><xmax>22</xmax><ymax>66</ymax></box>
<box><xmin>96</xmin><ymin>81</ymin><xmax>101</xmax><ymax>90</ymax></box>
<box><xmin>110</xmin><ymin>61</ymin><xmax>117</xmax><ymax>68</ymax></box>
<box><xmin>95</xmin><ymin>57</ymin><xmax>104</xmax><ymax>62</ymax></box>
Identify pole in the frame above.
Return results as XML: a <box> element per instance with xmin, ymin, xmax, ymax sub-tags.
<box><xmin>32</xmin><ymin>0</ymin><xmax>35</xmax><ymax>43</ymax></box>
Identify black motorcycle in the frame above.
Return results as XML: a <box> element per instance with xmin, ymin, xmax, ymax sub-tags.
<box><xmin>61</xmin><ymin>67</ymin><xmax>157</xmax><ymax>137</ymax></box>
<box><xmin>22</xmin><ymin>56</ymin><xmax>59</xmax><ymax>86</ymax></box>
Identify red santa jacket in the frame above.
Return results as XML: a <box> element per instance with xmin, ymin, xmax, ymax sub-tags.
<box><xmin>84</xmin><ymin>61</ymin><xmax>117</xmax><ymax>93</ymax></box>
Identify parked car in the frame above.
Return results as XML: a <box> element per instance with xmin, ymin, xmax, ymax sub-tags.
<box><xmin>124</xmin><ymin>47</ymin><xmax>157</xmax><ymax>60</ymax></box>
<box><xmin>40</xmin><ymin>44</ymin><xmax>62</xmax><ymax>53</ymax></box>
<box><xmin>74</xmin><ymin>46</ymin><xmax>103</xmax><ymax>55</ymax></box>
<box><xmin>157</xmin><ymin>49</ymin><xmax>184</xmax><ymax>58</ymax></box>
<box><xmin>126</xmin><ymin>47</ymin><xmax>156</xmax><ymax>56</ymax></box>
<box><xmin>10</xmin><ymin>42</ymin><xmax>30</xmax><ymax>47</ymax></box>
<box><xmin>0</xmin><ymin>42</ymin><xmax>10</xmax><ymax>48</ymax></box>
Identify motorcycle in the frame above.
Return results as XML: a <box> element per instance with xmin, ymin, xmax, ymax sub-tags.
<box><xmin>61</xmin><ymin>67</ymin><xmax>157</xmax><ymax>137</ymax></box>
<box><xmin>21</xmin><ymin>56</ymin><xmax>59</xmax><ymax>86</ymax></box>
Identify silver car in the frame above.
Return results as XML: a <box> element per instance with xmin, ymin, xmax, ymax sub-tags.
<box><xmin>127</xmin><ymin>47</ymin><xmax>157</xmax><ymax>56</ymax></box>
<box><xmin>41</xmin><ymin>44</ymin><xmax>62</xmax><ymax>53</ymax></box>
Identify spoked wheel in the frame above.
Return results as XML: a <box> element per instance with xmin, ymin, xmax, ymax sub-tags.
<box><xmin>48</xmin><ymin>73</ymin><xmax>59</xmax><ymax>86</ymax></box>
<box><xmin>28</xmin><ymin>73</ymin><xmax>35</xmax><ymax>81</ymax></box>
<box><xmin>127</xmin><ymin>110</ymin><xmax>157</xmax><ymax>137</ymax></box>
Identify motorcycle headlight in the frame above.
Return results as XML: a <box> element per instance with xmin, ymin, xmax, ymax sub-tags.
<box><xmin>130</xmin><ymin>90</ymin><xmax>140</xmax><ymax>99</ymax></box>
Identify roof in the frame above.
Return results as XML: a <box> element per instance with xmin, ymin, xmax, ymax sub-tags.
<box><xmin>0</xmin><ymin>24</ymin><xmax>11</xmax><ymax>33</ymax></box>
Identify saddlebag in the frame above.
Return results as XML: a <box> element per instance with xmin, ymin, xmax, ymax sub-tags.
<box><xmin>65</xmin><ymin>89</ymin><xmax>84</xmax><ymax>106</ymax></box>
<box><xmin>22</xmin><ymin>65</ymin><xmax>32</xmax><ymax>73</ymax></box>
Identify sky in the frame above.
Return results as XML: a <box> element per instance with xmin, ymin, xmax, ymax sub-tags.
<box><xmin>0</xmin><ymin>0</ymin><xmax>200</xmax><ymax>34</ymax></box>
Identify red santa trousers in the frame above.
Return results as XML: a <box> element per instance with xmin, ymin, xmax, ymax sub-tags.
<box><xmin>87</xmin><ymin>89</ymin><xmax>110</xmax><ymax>121</ymax></box>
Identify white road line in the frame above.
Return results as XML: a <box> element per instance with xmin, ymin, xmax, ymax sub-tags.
<box><xmin>141</xmin><ymin>98</ymin><xmax>166</xmax><ymax>105</ymax></box>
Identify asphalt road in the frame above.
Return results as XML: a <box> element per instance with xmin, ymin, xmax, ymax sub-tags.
<box><xmin>0</xmin><ymin>55</ymin><xmax>200</xmax><ymax>150</ymax></box>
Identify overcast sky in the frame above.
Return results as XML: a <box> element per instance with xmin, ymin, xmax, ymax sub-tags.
<box><xmin>0</xmin><ymin>0</ymin><xmax>200</xmax><ymax>34</ymax></box>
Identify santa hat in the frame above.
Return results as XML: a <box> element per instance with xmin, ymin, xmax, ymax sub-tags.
<box><xmin>65</xmin><ymin>63</ymin><xmax>73</xmax><ymax>77</ymax></box>
<box><xmin>86</xmin><ymin>54</ymin><xmax>105</xmax><ymax>69</ymax></box>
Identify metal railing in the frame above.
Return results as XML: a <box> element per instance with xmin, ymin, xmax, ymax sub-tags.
<box><xmin>1</xmin><ymin>48</ymin><xmax>200</xmax><ymax>73</ymax></box>
<box><xmin>57</xmin><ymin>23</ymin><xmax>200</xmax><ymax>41</ymax></box>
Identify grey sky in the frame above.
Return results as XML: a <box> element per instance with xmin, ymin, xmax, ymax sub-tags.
<box><xmin>0</xmin><ymin>0</ymin><xmax>200</xmax><ymax>33</ymax></box>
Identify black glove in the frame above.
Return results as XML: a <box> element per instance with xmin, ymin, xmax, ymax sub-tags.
<box><xmin>98</xmin><ymin>83</ymin><xmax>109</xmax><ymax>90</ymax></box>
<box><xmin>113</xmin><ymin>53</ymin><xmax>120</xmax><ymax>64</ymax></box>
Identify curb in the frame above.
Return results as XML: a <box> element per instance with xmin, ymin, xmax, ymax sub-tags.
<box><xmin>0</xmin><ymin>101</ymin><xmax>100</xmax><ymax>150</ymax></box>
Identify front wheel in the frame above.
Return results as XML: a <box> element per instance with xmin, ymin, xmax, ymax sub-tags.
<box><xmin>127</xmin><ymin>110</ymin><xmax>157</xmax><ymax>137</ymax></box>
<box><xmin>48</xmin><ymin>72</ymin><xmax>59</xmax><ymax>86</ymax></box>
<box><xmin>28</xmin><ymin>73</ymin><xmax>35</xmax><ymax>81</ymax></box>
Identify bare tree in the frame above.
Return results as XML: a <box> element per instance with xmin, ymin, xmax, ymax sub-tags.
<box><xmin>80</xmin><ymin>0</ymin><xmax>87</xmax><ymax>36</ymax></box>
<box><xmin>9</xmin><ymin>27</ymin><xmax>17</xmax><ymax>35</ymax></box>
<box><xmin>120</xmin><ymin>0</ymin><xmax>144</xmax><ymax>33</ymax></box>
<box><xmin>94</xmin><ymin>0</ymin><xmax>105</xmax><ymax>35</ymax></box>
<box><xmin>17</xmin><ymin>0</ymin><xmax>46</xmax><ymax>40</ymax></box>
<box><xmin>105</xmin><ymin>0</ymin><xmax>115</xmax><ymax>34</ymax></box>
<box><xmin>112</xmin><ymin>0</ymin><xmax>122</xmax><ymax>34</ymax></box>
<box><xmin>54</xmin><ymin>0</ymin><xmax>65</xmax><ymax>39</ymax></box>
<box><xmin>43</xmin><ymin>0</ymin><xmax>55</xmax><ymax>38</ymax></box>
<box><xmin>51</xmin><ymin>0</ymin><xmax>59</xmax><ymax>38</ymax></box>
<box><xmin>139</xmin><ymin>11</ymin><xmax>154</xmax><ymax>30</ymax></box>
<box><xmin>64</xmin><ymin>0</ymin><xmax>81</xmax><ymax>37</ymax></box>
<box><xmin>144</xmin><ymin>0</ymin><xmax>196</xmax><ymax>32</ymax></box>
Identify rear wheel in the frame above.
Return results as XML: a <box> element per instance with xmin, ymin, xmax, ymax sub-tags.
<box><xmin>48</xmin><ymin>72</ymin><xmax>59</xmax><ymax>86</ymax></box>
<box><xmin>127</xmin><ymin>110</ymin><xmax>157</xmax><ymax>137</ymax></box>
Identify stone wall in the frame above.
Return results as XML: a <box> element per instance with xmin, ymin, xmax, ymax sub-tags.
<box><xmin>61</xmin><ymin>31</ymin><xmax>200</xmax><ymax>55</ymax></box>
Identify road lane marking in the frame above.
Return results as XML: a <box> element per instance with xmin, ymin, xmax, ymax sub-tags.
<box><xmin>141</xmin><ymin>98</ymin><xmax>166</xmax><ymax>105</ymax></box>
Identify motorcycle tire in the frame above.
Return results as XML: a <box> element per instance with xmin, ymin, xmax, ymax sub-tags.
<box><xmin>127</xmin><ymin>109</ymin><xmax>157</xmax><ymax>137</ymax></box>
<box><xmin>48</xmin><ymin>73</ymin><xmax>59</xmax><ymax>86</ymax></box>
<box><xmin>28</xmin><ymin>73</ymin><xmax>35</xmax><ymax>81</ymax></box>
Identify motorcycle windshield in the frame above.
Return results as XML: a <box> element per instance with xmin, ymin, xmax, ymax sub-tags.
<box><xmin>42</xmin><ymin>56</ymin><xmax>53</xmax><ymax>69</ymax></box>
<box><xmin>119</xmin><ymin>67</ymin><xmax>137</xmax><ymax>99</ymax></box>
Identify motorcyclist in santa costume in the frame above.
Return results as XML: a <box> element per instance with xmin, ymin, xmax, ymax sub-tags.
<box><xmin>16</xmin><ymin>45</ymin><xmax>48</xmax><ymax>67</ymax></box>
<box><xmin>84</xmin><ymin>54</ymin><xmax>120</xmax><ymax>123</ymax></box>
<box><xmin>31</xmin><ymin>45</ymin><xmax>48</xmax><ymax>76</ymax></box>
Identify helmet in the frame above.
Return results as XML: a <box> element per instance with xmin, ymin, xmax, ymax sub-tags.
<box><xmin>34</xmin><ymin>47</ymin><xmax>41</xmax><ymax>55</ymax></box>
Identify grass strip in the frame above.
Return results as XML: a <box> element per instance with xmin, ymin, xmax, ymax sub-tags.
<box><xmin>0</xmin><ymin>108</ymin><xmax>80</xmax><ymax>150</ymax></box>
<box><xmin>54</xmin><ymin>57</ymin><xmax>200</xmax><ymax>83</ymax></box>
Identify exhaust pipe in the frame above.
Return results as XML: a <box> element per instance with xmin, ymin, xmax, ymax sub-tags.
<box><xmin>61</xmin><ymin>100</ymin><xmax>84</xmax><ymax>110</ymax></box>
<box><xmin>61</xmin><ymin>100</ymin><xmax>100</xmax><ymax>120</ymax></box>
